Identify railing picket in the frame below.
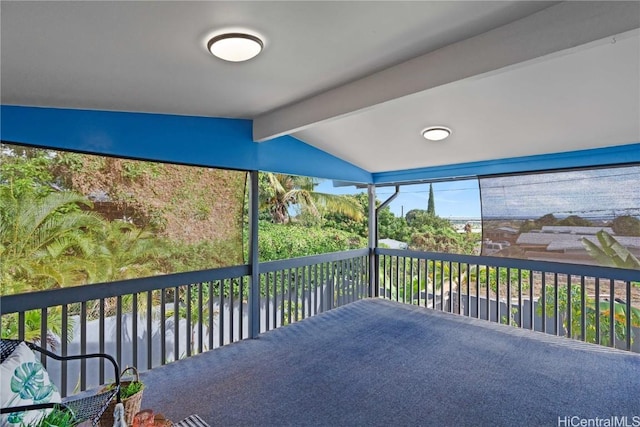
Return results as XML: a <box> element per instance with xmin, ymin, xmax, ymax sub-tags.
<box><xmin>288</xmin><ymin>268</ymin><xmax>293</xmax><ymax>323</ymax></box>
<box><xmin>239</xmin><ymin>277</ymin><xmax>244</xmax><ymax>340</ymax></box>
<box><xmin>174</xmin><ymin>287</ymin><xmax>180</xmax><ymax>359</ymax></box>
<box><xmin>382</xmin><ymin>255</ymin><xmax>387</xmax><ymax>299</ymax></box>
<box><xmin>198</xmin><ymin>283</ymin><xmax>203</xmax><ymax>354</ymax></box>
<box><xmin>476</xmin><ymin>264</ymin><xmax>480</xmax><ymax>319</ymax></box>
<box><xmin>18</xmin><ymin>312</ymin><xmax>25</xmax><ymax>341</ymax></box>
<box><xmin>517</xmin><ymin>270</ymin><xmax>523</xmax><ymax>327</ymax></box>
<box><xmin>100</xmin><ymin>299</ymin><xmax>106</xmax><ymax>378</ymax></box>
<box><xmin>147</xmin><ymin>291</ymin><xmax>153</xmax><ymax>369</ymax></box>
<box><xmin>160</xmin><ymin>289</ymin><xmax>166</xmax><ymax>365</ymax></box>
<box><xmin>626</xmin><ymin>281</ymin><xmax>632</xmax><ymax>351</ymax></box>
<box><xmin>395</xmin><ymin>256</ymin><xmax>400</xmax><ymax>303</ymax></box>
<box><xmin>229</xmin><ymin>279</ymin><xmax>235</xmax><ymax>343</ymax></box>
<box><xmin>280</xmin><ymin>270</ymin><xmax>285</xmax><ymax>325</ymax></box>
<box><xmin>274</xmin><ymin>270</ymin><xmax>279</xmax><ymax>327</ymax></box>
<box><xmin>529</xmin><ymin>272</ymin><xmax>534</xmax><ymax>331</ymax></box>
<box><xmin>595</xmin><ymin>278</ymin><xmax>601</xmax><ymax>345</ymax></box>
<box><xmin>506</xmin><ymin>269</ymin><xmax>511</xmax><ymax>325</ymax></box>
<box><xmin>541</xmin><ymin>274</ymin><xmax>547</xmax><ymax>334</ymax></box>
<box><xmin>495</xmin><ymin>267</ymin><xmax>500</xmax><ymax>323</ymax></box>
<box><xmin>566</xmin><ymin>275</ymin><xmax>572</xmax><ymax>339</ymax></box>
<box><xmin>466</xmin><ymin>263</ymin><xmax>470</xmax><ymax>317</ymax></box>
<box><xmin>609</xmin><ymin>279</ymin><xmax>615</xmax><ymax>347</ymax></box>
<box><xmin>208</xmin><ymin>283</ymin><xmax>214</xmax><ymax>351</ymax></box>
<box><xmin>61</xmin><ymin>305</ymin><xmax>68</xmax><ymax>397</ymax></box>
<box><xmin>485</xmin><ymin>267</ymin><xmax>489</xmax><ymax>322</ymax></box>
<box><xmin>448</xmin><ymin>262</ymin><xmax>453</xmax><ymax>313</ymax></box>
<box><xmin>81</xmin><ymin>301</ymin><xmax>87</xmax><ymax>390</ymax></box>
<box><xmin>133</xmin><ymin>293</ymin><xmax>138</xmax><ymax>365</ymax></box>
<box><xmin>554</xmin><ymin>273</ymin><xmax>559</xmax><ymax>336</ymax></box>
<box><xmin>440</xmin><ymin>262</ymin><xmax>445</xmax><ymax>312</ymax></box>
<box><xmin>580</xmin><ymin>277</ymin><xmax>586</xmax><ymax>343</ymax></box>
<box><xmin>218</xmin><ymin>280</ymin><xmax>224</xmax><ymax>348</ymax></box>
<box><xmin>265</xmin><ymin>272</ymin><xmax>270</xmax><ymax>331</ymax></box>
<box><xmin>457</xmin><ymin>264</ymin><xmax>462</xmax><ymax>315</ymax></box>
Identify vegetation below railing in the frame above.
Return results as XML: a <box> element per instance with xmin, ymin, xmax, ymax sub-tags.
<box><xmin>378</xmin><ymin>249</ymin><xmax>640</xmax><ymax>352</ymax></box>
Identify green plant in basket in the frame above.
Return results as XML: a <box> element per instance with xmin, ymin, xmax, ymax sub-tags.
<box><xmin>25</xmin><ymin>406</ymin><xmax>77</xmax><ymax>427</ymax></box>
<box><xmin>104</xmin><ymin>378</ymin><xmax>144</xmax><ymax>400</ymax></box>
<box><xmin>119</xmin><ymin>382</ymin><xmax>143</xmax><ymax>400</ymax></box>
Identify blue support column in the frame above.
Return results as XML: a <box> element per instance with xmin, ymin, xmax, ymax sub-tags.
<box><xmin>368</xmin><ymin>184</ymin><xmax>377</xmax><ymax>298</ymax></box>
<box><xmin>248</xmin><ymin>171</ymin><xmax>261</xmax><ymax>338</ymax></box>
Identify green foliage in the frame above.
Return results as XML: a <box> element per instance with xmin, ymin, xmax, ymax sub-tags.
<box><xmin>519</xmin><ymin>213</ymin><xmax>558</xmax><ymax>232</ymax></box>
<box><xmin>121</xmin><ymin>160</ymin><xmax>161</xmax><ymax>180</ymax></box>
<box><xmin>1</xmin><ymin>309</ymin><xmax>72</xmax><ymax>349</ymax></box>
<box><xmin>258</xmin><ymin>221</ymin><xmax>365</xmax><ymax>261</ymax></box>
<box><xmin>0</xmin><ymin>189</ymin><xmax>104</xmax><ymax>293</ymax></box>
<box><xmin>105</xmin><ymin>380</ymin><xmax>143</xmax><ymax>399</ymax></box>
<box><xmin>520</xmin><ymin>213</ymin><xmax>598</xmax><ymax>232</ymax></box>
<box><xmin>160</xmin><ymin>239</ymin><xmax>243</xmax><ymax>272</ymax></box>
<box><xmin>427</xmin><ymin>183</ymin><xmax>435</xmax><ymax>215</ymax></box>
<box><xmin>27</xmin><ymin>406</ymin><xmax>77</xmax><ymax>427</ymax></box>
<box><xmin>119</xmin><ymin>381</ymin><xmax>143</xmax><ymax>399</ymax></box>
<box><xmin>405</xmin><ymin>209</ymin><xmax>452</xmax><ymax>231</ymax></box>
<box><xmin>537</xmin><ymin>283</ymin><xmax>640</xmax><ymax>346</ymax></box>
<box><xmin>582</xmin><ymin>231</ymin><xmax>640</xmax><ymax>269</ymax></box>
<box><xmin>557</xmin><ymin>215</ymin><xmax>593</xmax><ymax>227</ymax></box>
<box><xmin>471</xmin><ymin>267</ymin><xmax>531</xmax><ymax>294</ymax></box>
<box><xmin>611</xmin><ymin>215</ymin><xmax>640</xmax><ymax>236</ymax></box>
<box><xmin>259</xmin><ymin>173</ymin><xmax>363</xmax><ymax>224</ymax></box>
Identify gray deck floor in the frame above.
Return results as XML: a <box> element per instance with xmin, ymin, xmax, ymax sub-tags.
<box><xmin>140</xmin><ymin>298</ymin><xmax>640</xmax><ymax>426</ymax></box>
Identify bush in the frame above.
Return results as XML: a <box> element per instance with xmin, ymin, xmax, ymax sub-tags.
<box><xmin>258</xmin><ymin>221</ymin><xmax>366</xmax><ymax>261</ymax></box>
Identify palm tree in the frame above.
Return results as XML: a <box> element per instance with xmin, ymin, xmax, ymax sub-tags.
<box><xmin>91</xmin><ymin>220</ymin><xmax>168</xmax><ymax>282</ymax></box>
<box><xmin>0</xmin><ymin>188</ymin><xmax>104</xmax><ymax>293</ymax></box>
<box><xmin>260</xmin><ymin>173</ymin><xmax>363</xmax><ymax>224</ymax></box>
<box><xmin>0</xmin><ymin>188</ymin><xmax>98</xmax><ymax>346</ymax></box>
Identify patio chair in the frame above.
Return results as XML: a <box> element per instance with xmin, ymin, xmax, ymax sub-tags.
<box><xmin>0</xmin><ymin>339</ymin><xmax>121</xmax><ymax>426</ymax></box>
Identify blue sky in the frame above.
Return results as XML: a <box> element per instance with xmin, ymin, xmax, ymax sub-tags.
<box><xmin>316</xmin><ymin>179</ymin><xmax>481</xmax><ymax>219</ymax></box>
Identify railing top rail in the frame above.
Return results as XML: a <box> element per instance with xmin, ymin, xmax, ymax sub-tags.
<box><xmin>376</xmin><ymin>248</ymin><xmax>640</xmax><ymax>282</ymax></box>
<box><xmin>1</xmin><ymin>264</ymin><xmax>250</xmax><ymax>315</ymax></box>
<box><xmin>259</xmin><ymin>248</ymin><xmax>369</xmax><ymax>273</ymax></box>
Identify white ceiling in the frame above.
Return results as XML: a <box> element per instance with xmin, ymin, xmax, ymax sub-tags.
<box><xmin>2</xmin><ymin>1</ymin><xmax>639</xmax><ymax>175</ymax></box>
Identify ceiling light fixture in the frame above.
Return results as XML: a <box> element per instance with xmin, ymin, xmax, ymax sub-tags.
<box><xmin>421</xmin><ymin>126</ymin><xmax>451</xmax><ymax>141</ymax></box>
<box><xmin>207</xmin><ymin>33</ymin><xmax>263</xmax><ymax>62</ymax></box>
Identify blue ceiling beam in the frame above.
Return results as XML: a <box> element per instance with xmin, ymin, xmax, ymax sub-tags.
<box><xmin>0</xmin><ymin>105</ymin><xmax>372</xmax><ymax>183</ymax></box>
<box><xmin>372</xmin><ymin>143</ymin><xmax>640</xmax><ymax>184</ymax></box>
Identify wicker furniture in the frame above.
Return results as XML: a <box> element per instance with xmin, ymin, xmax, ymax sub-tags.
<box><xmin>0</xmin><ymin>339</ymin><xmax>121</xmax><ymax>426</ymax></box>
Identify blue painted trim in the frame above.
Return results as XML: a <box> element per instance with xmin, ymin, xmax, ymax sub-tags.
<box><xmin>0</xmin><ymin>106</ymin><xmax>371</xmax><ymax>183</ymax></box>
<box><xmin>372</xmin><ymin>143</ymin><xmax>640</xmax><ymax>184</ymax></box>
<box><xmin>257</xmin><ymin>134</ymin><xmax>371</xmax><ymax>182</ymax></box>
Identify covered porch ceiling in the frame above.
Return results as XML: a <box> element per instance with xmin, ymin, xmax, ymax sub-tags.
<box><xmin>1</xmin><ymin>1</ymin><xmax>639</xmax><ymax>184</ymax></box>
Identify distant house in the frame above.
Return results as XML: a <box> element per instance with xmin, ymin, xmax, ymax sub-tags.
<box><xmin>485</xmin><ymin>226</ymin><xmax>519</xmax><ymax>244</ymax></box>
<box><xmin>379</xmin><ymin>239</ymin><xmax>408</xmax><ymax>250</ymax></box>
<box><xmin>516</xmin><ymin>226</ymin><xmax>640</xmax><ymax>264</ymax></box>
<box><xmin>539</xmin><ymin>226</ymin><xmax>615</xmax><ymax>235</ymax></box>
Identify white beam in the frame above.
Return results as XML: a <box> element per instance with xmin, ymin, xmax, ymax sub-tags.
<box><xmin>254</xmin><ymin>1</ymin><xmax>640</xmax><ymax>142</ymax></box>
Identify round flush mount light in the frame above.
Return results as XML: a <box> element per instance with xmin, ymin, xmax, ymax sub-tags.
<box><xmin>207</xmin><ymin>33</ymin><xmax>264</xmax><ymax>62</ymax></box>
<box><xmin>421</xmin><ymin>126</ymin><xmax>451</xmax><ymax>141</ymax></box>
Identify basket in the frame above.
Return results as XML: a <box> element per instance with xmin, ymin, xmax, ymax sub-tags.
<box><xmin>98</xmin><ymin>367</ymin><xmax>144</xmax><ymax>427</ymax></box>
